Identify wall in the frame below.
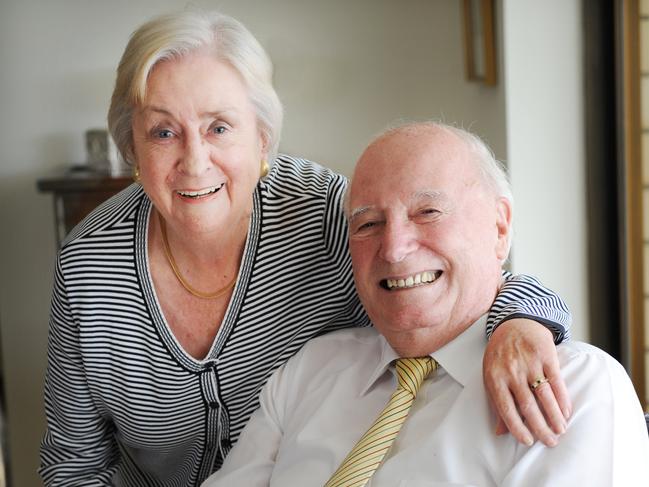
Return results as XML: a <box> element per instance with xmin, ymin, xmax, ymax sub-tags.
<box><xmin>0</xmin><ymin>1</ymin><xmax>507</xmax><ymax>484</ymax></box>
<box><xmin>502</xmin><ymin>0</ymin><xmax>588</xmax><ymax>340</ymax></box>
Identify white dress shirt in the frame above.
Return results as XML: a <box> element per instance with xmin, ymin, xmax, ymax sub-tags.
<box><xmin>203</xmin><ymin>316</ymin><xmax>649</xmax><ymax>487</ymax></box>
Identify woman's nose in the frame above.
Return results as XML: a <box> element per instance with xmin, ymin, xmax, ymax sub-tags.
<box><xmin>178</xmin><ymin>133</ymin><xmax>211</xmax><ymax>176</ymax></box>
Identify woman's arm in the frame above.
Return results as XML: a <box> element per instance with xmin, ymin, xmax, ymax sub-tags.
<box><xmin>484</xmin><ymin>272</ymin><xmax>572</xmax><ymax>448</ymax></box>
<box><xmin>39</xmin><ymin>258</ymin><xmax>119</xmax><ymax>486</ymax></box>
<box><xmin>487</xmin><ymin>272</ymin><xmax>571</xmax><ymax>342</ymax></box>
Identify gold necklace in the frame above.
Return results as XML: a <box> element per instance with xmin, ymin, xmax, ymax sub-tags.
<box><xmin>158</xmin><ymin>213</ymin><xmax>236</xmax><ymax>300</ymax></box>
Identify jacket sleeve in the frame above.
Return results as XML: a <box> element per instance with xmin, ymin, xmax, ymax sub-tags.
<box><xmin>322</xmin><ymin>172</ymin><xmax>370</xmax><ymax>329</ymax></box>
<box><xmin>39</xmin><ymin>256</ymin><xmax>119</xmax><ymax>486</ymax></box>
<box><xmin>486</xmin><ymin>271</ymin><xmax>572</xmax><ymax>343</ymax></box>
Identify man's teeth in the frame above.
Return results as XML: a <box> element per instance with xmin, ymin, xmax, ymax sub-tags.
<box><xmin>177</xmin><ymin>184</ymin><xmax>224</xmax><ymax>198</ymax></box>
<box><xmin>386</xmin><ymin>271</ymin><xmax>439</xmax><ymax>290</ymax></box>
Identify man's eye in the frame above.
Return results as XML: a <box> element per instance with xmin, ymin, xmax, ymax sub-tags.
<box><xmin>418</xmin><ymin>208</ymin><xmax>441</xmax><ymax>218</ymax></box>
<box><xmin>354</xmin><ymin>221</ymin><xmax>381</xmax><ymax>234</ymax></box>
<box><xmin>413</xmin><ymin>207</ymin><xmax>442</xmax><ymax>224</ymax></box>
<box><xmin>211</xmin><ymin>125</ymin><xmax>227</xmax><ymax>135</ymax></box>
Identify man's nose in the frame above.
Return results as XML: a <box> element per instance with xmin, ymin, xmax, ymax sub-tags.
<box><xmin>378</xmin><ymin>220</ymin><xmax>418</xmax><ymax>263</ymax></box>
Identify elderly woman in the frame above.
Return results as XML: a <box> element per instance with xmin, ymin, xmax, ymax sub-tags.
<box><xmin>40</xmin><ymin>10</ymin><xmax>571</xmax><ymax>487</ymax></box>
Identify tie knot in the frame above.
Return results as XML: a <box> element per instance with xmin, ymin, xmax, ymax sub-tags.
<box><xmin>395</xmin><ymin>357</ymin><xmax>437</xmax><ymax>396</ymax></box>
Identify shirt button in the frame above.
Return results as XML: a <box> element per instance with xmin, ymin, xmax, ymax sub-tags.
<box><xmin>222</xmin><ymin>439</ymin><xmax>232</xmax><ymax>449</ymax></box>
<box><xmin>208</xmin><ymin>401</ymin><xmax>218</xmax><ymax>409</ymax></box>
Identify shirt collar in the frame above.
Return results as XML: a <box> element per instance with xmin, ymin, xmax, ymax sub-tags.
<box><xmin>360</xmin><ymin>314</ymin><xmax>488</xmax><ymax>395</ymax></box>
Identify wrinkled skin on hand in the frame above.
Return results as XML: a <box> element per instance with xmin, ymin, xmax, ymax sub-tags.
<box><xmin>483</xmin><ymin>318</ymin><xmax>572</xmax><ymax>447</ymax></box>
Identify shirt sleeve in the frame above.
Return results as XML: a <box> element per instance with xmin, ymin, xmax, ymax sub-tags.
<box><xmin>486</xmin><ymin>271</ymin><xmax>572</xmax><ymax>344</ymax></box>
<box><xmin>501</xmin><ymin>344</ymin><xmax>649</xmax><ymax>486</ymax></box>
<box><xmin>39</xmin><ymin>257</ymin><xmax>119</xmax><ymax>486</ymax></box>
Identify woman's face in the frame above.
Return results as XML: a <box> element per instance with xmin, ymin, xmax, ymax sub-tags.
<box><xmin>132</xmin><ymin>51</ymin><xmax>266</xmax><ymax>237</ymax></box>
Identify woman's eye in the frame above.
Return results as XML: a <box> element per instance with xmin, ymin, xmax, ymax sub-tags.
<box><xmin>154</xmin><ymin>129</ymin><xmax>174</xmax><ymax>139</ymax></box>
<box><xmin>211</xmin><ymin>125</ymin><xmax>227</xmax><ymax>135</ymax></box>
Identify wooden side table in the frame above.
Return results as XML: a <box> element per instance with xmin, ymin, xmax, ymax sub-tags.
<box><xmin>37</xmin><ymin>169</ymin><xmax>133</xmax><ymax>246</ymax></box>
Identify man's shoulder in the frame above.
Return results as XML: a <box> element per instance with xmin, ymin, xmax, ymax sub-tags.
<box><xmin>281</xmin><ymin>327</ymin><xmax>381</xmax><ymax>378</ymax></box>
<box><xmin>301</xmin><ymin>327</ymin><xmax>380</xmax><ymax>356</ymax></box>
<box><xmin>558</xmin><ymin>340</ymin><xmax>617</xmax><ymax>365</ymax></box>
<box><xmin>266</xmin><ymin>327</ymin><xmax>381</xmax><ymax>406</ymax></box>
<box><xmin>557</xmin><ymin>340</ymin><xmax>632</xmax><ymax>390</ymax></box>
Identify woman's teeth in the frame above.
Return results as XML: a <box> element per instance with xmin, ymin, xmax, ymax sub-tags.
<box><xmin>177</xmin><ymin>183</ymin><xmax>224</xmax><ymax>199</ymax></box>
<box><xmin>385</xmin><ymin>271</ymin><xmax>440</xmax><ymax>290</ymax></box>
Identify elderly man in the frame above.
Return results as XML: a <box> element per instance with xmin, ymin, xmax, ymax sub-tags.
<box><xmin>203</xmin><ymin>123</ymin><xmax>649</xmax><ymax>486</ymax></box>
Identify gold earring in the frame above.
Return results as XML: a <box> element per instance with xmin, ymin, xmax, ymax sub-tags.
<box><xmin>133</xmin><ymin>165</ymin><xmax>141</xmax><ymax>183</ymax></box>
<box><xmin>260</xmin><ymin>159</ymin><xmax>270</xmax><ymax>178</ymax></box>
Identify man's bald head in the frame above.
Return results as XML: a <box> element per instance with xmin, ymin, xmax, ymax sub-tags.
<box><xmin>351</xmin><ymin>122</ymin><xmax>513</xmax><ymax>228</ymax></box>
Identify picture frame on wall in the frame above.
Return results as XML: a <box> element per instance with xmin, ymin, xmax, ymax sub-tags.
<box><xmin>462</xmin><ymin>0</ymin><xmax>497</xmax><ymax>86</ymax></box>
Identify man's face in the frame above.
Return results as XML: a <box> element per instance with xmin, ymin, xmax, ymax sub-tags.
<box><xmin>348</xmin><ymin>127</ymin><xmax>511</xmax><ymax>355</ymax></box>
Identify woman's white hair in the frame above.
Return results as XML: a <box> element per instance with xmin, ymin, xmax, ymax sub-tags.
<box><xmin>108</xmin><ymin>10</ymin><xmax>283</xmax><ymax>165</ymax></box>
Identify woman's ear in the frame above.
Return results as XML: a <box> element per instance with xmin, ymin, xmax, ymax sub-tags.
<box><xmin>259</xmin><ymin>129</ymin><xmax>270</xmax><ymax>160</ymax></box>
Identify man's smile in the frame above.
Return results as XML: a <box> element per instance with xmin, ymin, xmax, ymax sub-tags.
<box><xmin>380</xmin><ymin>270</ymin><xmax>443</xmax><ymax>290</ymax></box>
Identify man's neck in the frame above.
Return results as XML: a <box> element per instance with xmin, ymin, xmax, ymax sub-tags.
<box><xmin>387</xmin><ymin>311</ymin><xmax>487</xmax><ymax>358</ymax></box>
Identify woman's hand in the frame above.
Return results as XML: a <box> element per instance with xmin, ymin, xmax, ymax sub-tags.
<box><xmin>483</xmin><ymin>318</ymin><xmax>572</xmax><ymax>447</ymax></box>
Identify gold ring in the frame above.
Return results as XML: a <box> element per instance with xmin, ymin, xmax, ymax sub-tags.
<box><xmin>530</xmin><ymin>376</ymin><xmax>550</xmax><ymax>391</ymax></box>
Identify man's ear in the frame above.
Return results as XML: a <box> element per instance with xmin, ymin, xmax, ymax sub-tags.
<box><xmin>494</xmin><ymin>196</ymin><xmax>512</xmax><ymax>261</ymax></box>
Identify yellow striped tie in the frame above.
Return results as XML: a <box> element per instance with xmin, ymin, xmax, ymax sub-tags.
<box><xmin>324</xmin><ymin>357</ymin><xmax>437</xmax><ymax>487</ymax></box>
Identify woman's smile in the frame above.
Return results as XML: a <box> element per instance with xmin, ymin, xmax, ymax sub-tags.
<box><xmin>176</xmin><ymin>183</ymin><xmax>226</xmax><ymax>200</ymax></box>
